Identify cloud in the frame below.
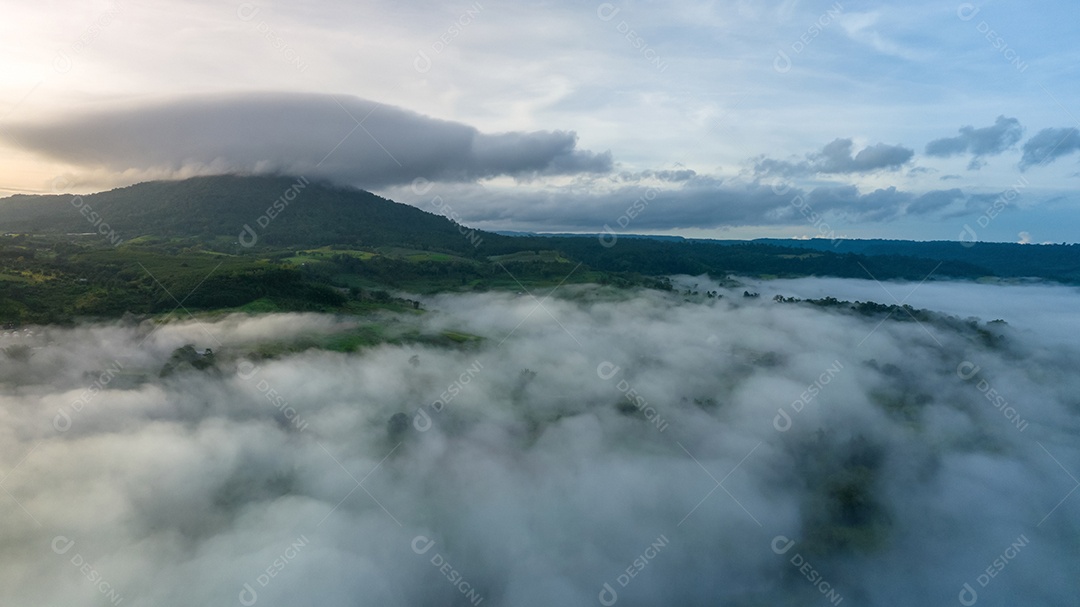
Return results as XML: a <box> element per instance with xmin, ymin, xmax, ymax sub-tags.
<box><xmin>924</xmin><ymin>116</ymin><xmax>1023</xmax><ymax>169</ymax></box>
<box><xmin>1019</xmin><ymin>127</ymin><xmax>1080</xmax><ymax>170</ymax></box>
<box><xmin>799</xmin><ymin>184</ymin><xmax>905</xmax><ymax>222</ymax></box>
<box><xmin>386</xmin><ymin>174</ymin><xmax>967</xmax><ymax>233</ymax></box>
<box><xmin>796</xmin><ymin>185</ymin><xmax>962</xmax><ymax>221</ymax></box>
<box><xmin>905</xmin><ymin>188</ymin><xmax>967</xmax><ymax>215</ymax></box>
<box><xmin>394</xmin><ymin>177</ymin><xmax>797</xmax><ymax>231</ymax></box>
<box><xmin>3</xmin><ymin>92</ymin><xmax>613</xmax><ymax>188</ymax></box>
<box><xmin>1</xmin><ymin>280</ymin><xmax>1078</xmax><ymax>605</ymax></box>
<box><xmin>837</xmin><ymin>10</ymin><xmax>931</xmax><ymax>61</ymax></box>
<box><xmin>616</xmin><ymin>168</ymin><xmax>700</xmax><ymax>183</ymax></box>
<box><xmin>754</xmin><ymin>138</ymin><xmax>914</xmax><ymax>177</ymax></box>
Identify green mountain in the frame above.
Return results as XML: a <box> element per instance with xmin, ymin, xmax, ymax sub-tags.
<box><xmin>0</xmin><ymin>174</ymin><xmax>493</xmax><ymax>254</ymax></box>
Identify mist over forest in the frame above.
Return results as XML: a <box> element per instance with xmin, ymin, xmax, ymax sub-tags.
<box><xmin>2</xmin><ymin>278</ymin><xmax>1076</xmax><ymax>606</ymax></box>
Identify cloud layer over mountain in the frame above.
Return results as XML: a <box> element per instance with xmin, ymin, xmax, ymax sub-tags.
<box><xmin>5</xmin><ymin>93</ymin><xmax>613</xmax><ymax>189</ymax></box>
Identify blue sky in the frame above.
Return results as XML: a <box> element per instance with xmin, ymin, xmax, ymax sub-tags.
<box><xmin>1</xmin><ymin>0</ymin><xmax>1078</xmax><ymax>243</ymax></box>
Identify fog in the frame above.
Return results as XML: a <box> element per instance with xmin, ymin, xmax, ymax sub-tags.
<box><xmin>738</xmin><ymin>276</ymin><xmax>1080</xmax><ymax>348</ymax></box>
<box><xmin>0</xmin><ymin>279</ymin><xmax>1077</xmax><ymax>606</ymax></box>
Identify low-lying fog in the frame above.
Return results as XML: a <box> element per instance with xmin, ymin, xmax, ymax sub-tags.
<box><xmin>739</xmin><ymin>276</ymin><xmax>1080</xmax><ymax>348</ymax></box>
<box><xmin>1</xmin><ymin>278</ymin><xmax>1076</xmax><ymax>606</ymax></box>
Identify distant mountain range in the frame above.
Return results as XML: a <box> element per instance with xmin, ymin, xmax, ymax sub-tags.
<box><xmin>495</xmin><ymin>230</ymin><xmax>1080</xmax><ymax>283</ymax></box>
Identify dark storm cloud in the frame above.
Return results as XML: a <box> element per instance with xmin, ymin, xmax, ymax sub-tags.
<box><xmin>1019</xmin><ymin>127</ymin><xmax>1080</xmax><ymax>170</ymax></box>
<box><xmin>4</xmin><ymin>92</ymin><xmax>613</xmax><ymax>187</ymax></box>
<box><xmin>925</xmin><ymin>115</ymin><xmax>1024</xmax><ymax>169</ymax></box>
<box><xmin>754</xmin><ymin>138</ymin><xmax>914</xmax><ymax>177</ymax></box>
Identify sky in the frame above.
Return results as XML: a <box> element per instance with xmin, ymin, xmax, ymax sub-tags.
<box><xmin>1</xmin><ymin>0</ymin><xmax>1079</xmax><ymax>243</ymax></box>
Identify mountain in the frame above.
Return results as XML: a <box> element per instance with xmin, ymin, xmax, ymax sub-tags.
<box><xmin>0</xmin><ymin>174</ymin><xmax>497</xmax><ymax>255</ymax></box>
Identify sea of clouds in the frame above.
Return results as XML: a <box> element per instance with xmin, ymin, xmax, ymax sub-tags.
<box><xmin>0</xmin><ymin>278</ymin><xmax>1076</xmax><ymax>606</ymax></box>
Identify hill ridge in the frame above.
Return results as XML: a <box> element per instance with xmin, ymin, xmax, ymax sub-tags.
<box><xmin>0</xmin><ymin>174</ymin><xmax>496</xmax><ymax>255</ymax></box>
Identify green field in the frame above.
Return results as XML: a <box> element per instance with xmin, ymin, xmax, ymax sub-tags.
<box><xmin>0</xmin><ymin>234</ymin><xmax>661</xmax><ymax>324</ymax></box>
